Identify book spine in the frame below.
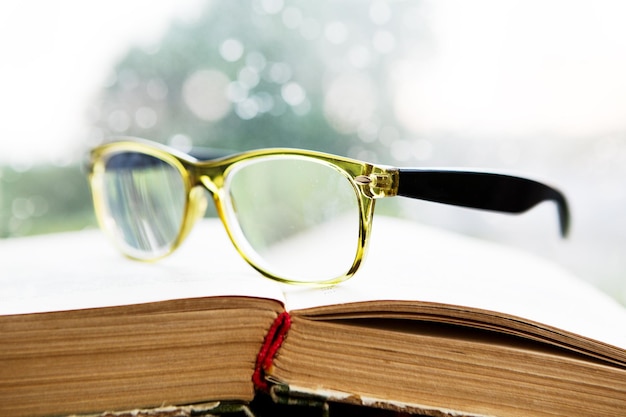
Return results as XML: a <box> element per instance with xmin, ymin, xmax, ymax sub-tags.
<box><xmin>252</xmin><ymin>311</ymin><xmax>291</xmax><ymax>391</ymax></box>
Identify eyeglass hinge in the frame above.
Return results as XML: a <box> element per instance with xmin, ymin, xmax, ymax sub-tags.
<box><xmin>355</xmin><ymin>169</ymin><xmax>399</xmax><ymax>198</ymax></box>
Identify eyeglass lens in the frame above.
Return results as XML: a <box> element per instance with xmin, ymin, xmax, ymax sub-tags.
<box><xmin>224</xmin><ymin>157</ymin><xmax>361</xmax><ymax>282</ymax></box>
<box><xmin>101</xmin><ymin>152</ymin><xmax>187</xmax><ymax>259</ymax></box>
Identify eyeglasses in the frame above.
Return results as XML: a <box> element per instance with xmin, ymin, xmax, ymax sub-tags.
<box><xmin>87</xmin><ymin>138</ymin><xmax>570</xmax><ymax>286</ymax></box>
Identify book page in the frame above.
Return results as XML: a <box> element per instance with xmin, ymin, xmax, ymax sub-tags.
<box><xmin>0</xmin><ymin>219</ymin><xmax>285</xmax><ymax>315</ymax></box>
<box><xmin>283</xmin><ymin>216</ymin><xmax>626</xmax><ymax>349</ymax></box>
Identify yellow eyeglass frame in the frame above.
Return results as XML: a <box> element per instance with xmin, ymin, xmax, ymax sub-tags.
<box><xmin>88</xmin><ymin>138</ymin><xmax>399</xmax><ymax>286</ymax></box>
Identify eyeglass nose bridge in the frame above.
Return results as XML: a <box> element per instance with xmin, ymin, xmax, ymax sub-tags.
<box><xmin>183</xmin><ymin>162</ymin><xmax>226</xmax><ymax>198</ymax></box>
<box><xmin>175</xmin><ymin>164</ymin><xmax>228</xmax><ymax>241</ymax></box>
<box><xmin>195</xmin><ymin>170</ymin><xmax>220</xmax><ymax>194</ymax></box>
<box><xmin>176</xmin><ymin>163</ymin><xmax>236</xmax><ymax>248</ymax></box>
<box><xmin>194</xmin><ymin>167</ymin><xmax>233</xmax><ymax>221</ymax></box>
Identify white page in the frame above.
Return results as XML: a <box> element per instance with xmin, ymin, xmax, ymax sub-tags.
<box><xmin>283</xmin><ymin>216</ymin><xmax>626</xmax><ymax>349</ymax></box>
<box><xmin>0</xmin><ymin>219</ymin><xmax>285</xmax><ymax>315</ymax></box>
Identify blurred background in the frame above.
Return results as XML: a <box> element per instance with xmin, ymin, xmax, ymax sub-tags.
<box><xmin>1</xmin><ymin>0</ymin><xmax>625</xmax><ymax>304</ymax></box>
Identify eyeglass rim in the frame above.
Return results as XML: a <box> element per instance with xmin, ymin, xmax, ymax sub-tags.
<box><xmin>88</xmin><ymin>137</ymin><xmax>383</xmax><ymax>286</ymax></box>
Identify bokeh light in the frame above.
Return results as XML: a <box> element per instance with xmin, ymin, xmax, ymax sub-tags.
<box><xmin>183</xmin><ymin>69</ymin><xmax>231</xmax><ymax>122</ymax></box>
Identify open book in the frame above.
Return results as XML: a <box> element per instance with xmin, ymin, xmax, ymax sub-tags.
<box><xmin>1</xmin><ymin>217</ymin><xmax>625</xmax><ymax>417</ymax></box>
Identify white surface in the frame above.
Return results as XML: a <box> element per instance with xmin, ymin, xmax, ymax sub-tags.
<box><xmin>0</xmin><ymin>220</ymin><xmax>284</xmax><ymax>315</ymax></box>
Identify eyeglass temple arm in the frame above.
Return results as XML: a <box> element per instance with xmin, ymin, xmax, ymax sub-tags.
<box><xmin>397</xmin><ymin>170</ymin><xmax>570</xmax><ymax>237</ymax></box>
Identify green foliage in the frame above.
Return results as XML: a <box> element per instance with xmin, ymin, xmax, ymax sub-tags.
<box><xmin>0</xmin><ymin>164</ymin><xmax>96</xmax><ymax>238</ymax></box>
<box><xmin>90</xmin><ymin>0</ymin><xmax>422</xmax><ymax>158</ymax></box>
